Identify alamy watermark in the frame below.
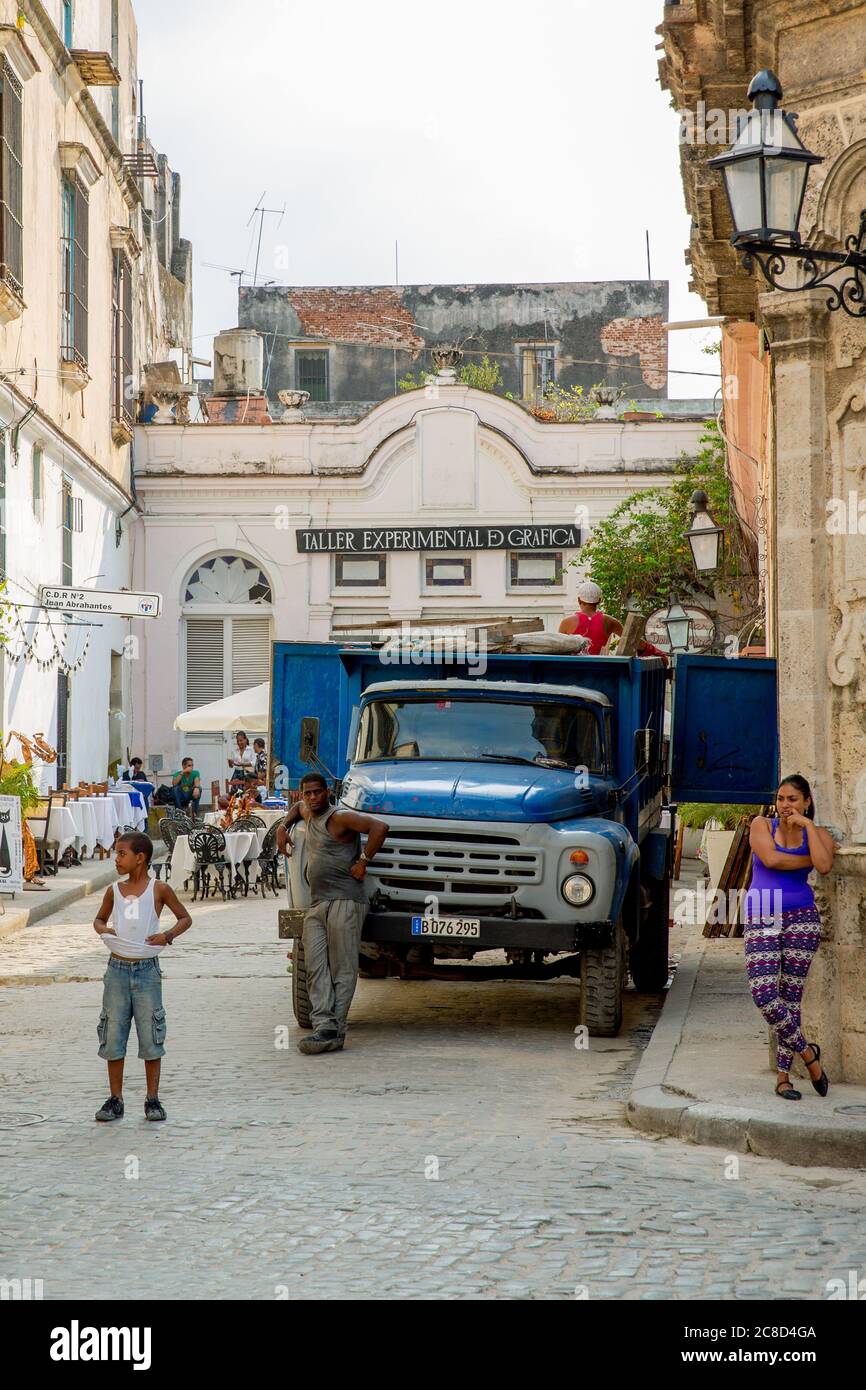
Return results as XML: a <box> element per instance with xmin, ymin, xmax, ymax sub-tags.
<box><xmin>378</xmin><ymin>620</ymin><xmax>488</xmax><ymax>675</ymax></box>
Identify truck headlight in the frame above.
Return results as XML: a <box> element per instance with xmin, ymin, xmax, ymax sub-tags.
<box><xmin>562</xmin><ymin>874</ymin><xmax>594</xmax><ymax>907</ymax></box>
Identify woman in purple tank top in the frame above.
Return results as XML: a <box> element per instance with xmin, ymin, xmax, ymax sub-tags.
<box><xmin>744</xmin><ymin>775</ymin><xmax>835</xmax><ymax>1102</ymax></box>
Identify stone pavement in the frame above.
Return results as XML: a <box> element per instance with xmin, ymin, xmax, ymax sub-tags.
<box><xmin>2</xmin><ymin>888</ymin><xmax>866</xmax><ymax>1300</ymax></box>
<box><xmin>628</xmin><ymin>934</ymin><xmax>866</xmax><ymax>1170</ymax></box>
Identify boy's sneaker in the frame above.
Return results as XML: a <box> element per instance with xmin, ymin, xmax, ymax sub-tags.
<box><xmin>95</xmin><ymin>1096</ymin><xmax>124</xmax><ymax>1122</ymax></box>
<box><xmin>144</xmin><ymin>1097</ymin><xmax>167</xmax><ymax>1122</ymax></box>
<box><xmin>298</xmin><ymin>1029</ymin><xmax>343</xmax><ymax>1055</ymax></box>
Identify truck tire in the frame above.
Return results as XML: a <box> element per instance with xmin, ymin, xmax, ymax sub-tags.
<box><xmin>291</xmin><ymin>940</ymin><xmax>313</xmax><ymax>1029</ymax></box>
<box><xmin>629</xmin><ymin>877</ymin><xmax>670</xmax><ymax>993</ymax></box>
<box><xmin>579</xmin><ymin>915</ymin><xmax>626</xmax><ymax>1037</ymax></box>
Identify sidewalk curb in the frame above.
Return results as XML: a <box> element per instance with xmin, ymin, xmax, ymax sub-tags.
<box><xmin>626</xmin><ymin>936</ymin><xmax>866</xmax><ymax>1170</ymax></box>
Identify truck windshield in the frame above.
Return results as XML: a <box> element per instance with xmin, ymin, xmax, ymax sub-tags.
<box><xmin>356</xmin><ymin>698</ymin><xmax>603</xmax><ymax>772</ymax></box>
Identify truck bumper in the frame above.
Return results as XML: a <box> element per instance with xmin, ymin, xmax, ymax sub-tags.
<box><xmin>279</xmin><ymin>909</ymin><xmax>613</xmax><ymax>952</ymax></box>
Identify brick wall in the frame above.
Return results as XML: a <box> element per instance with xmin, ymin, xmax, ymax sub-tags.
<box><xmin>600</xmin><ymin>316</ymin><xmax>668</xmax><ymax>390</ymax></box>
<box><xmin>285</xmin><ymin>288</ymin><xmax>425</xmax><ymax>353</ymax></box>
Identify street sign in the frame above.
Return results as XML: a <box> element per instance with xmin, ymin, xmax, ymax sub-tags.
<box><xmin>645</xmin><ymin>604</ymin><xmax>714</xmax><ymax>653</ymax></box>
<box><xmin>0</xmin><ymin>796</ymin><xmax>24</xmax><ymax>895</ymax></box>
<box><xmin>39</xmin><ymin>586</ymin><xmax>163</xmax><ymax>619</ymax></box>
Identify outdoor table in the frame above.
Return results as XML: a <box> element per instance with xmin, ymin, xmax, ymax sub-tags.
<box><xmin>126</xmin><ymin>780</ymin><xmax>155</xmax><ymax>807</ymax></box>
<box><xmin>63</xmin><ymin>800</ymin><xmax>98</xmax><ymax>857</ymax></box>
<box><xmin>108</xmin><ymin>790</ymin><xmax>147</xmax><ymax>831</ymax></box>
<box><xmin>46</xmin><ymin>805</ymin><xmax>80</xmax><ymax>856</ymax></box>
<box><xmin>77</xmin><ymin>796</ymin><xmax>118</xmax><ymax>851</ymax></box>
<box><xmin>171</xmin><ymin>829</ymin><xmax>266</xmax><ymax>890</ymax></box>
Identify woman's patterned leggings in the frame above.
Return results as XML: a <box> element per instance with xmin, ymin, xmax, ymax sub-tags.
<box><xmin>744</xmin><ymin>907</ymin><xmax>822</xmax><ymax>1072</ymax></box>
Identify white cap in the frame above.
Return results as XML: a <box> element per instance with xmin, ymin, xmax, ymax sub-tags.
<box><xmin>577</xmin><ymin>580</ymin><xmax>602</xmax><ymax>604</ymax></box>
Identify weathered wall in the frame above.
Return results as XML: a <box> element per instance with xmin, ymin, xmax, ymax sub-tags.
<box><xmin>238</xmin><ymin>281</ymin><xmax>669</xmax><ymax>404</ymax></box>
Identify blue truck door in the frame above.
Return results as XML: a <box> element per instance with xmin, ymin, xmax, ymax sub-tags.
<box><xmin>670</xmin><ymin>654</ymin><xmax>778</xmax><ymax>804</ymax></box>
<box><xmin>270</xmin><ymin>642</ymin><xmax>352</xmax><ymax>787</ymax></box>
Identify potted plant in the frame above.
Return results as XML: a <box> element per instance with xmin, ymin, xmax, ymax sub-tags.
<box><xmin>676</xmin><ymin>802</ymin><xmax>761</xmax><ymax>883</ymax></box>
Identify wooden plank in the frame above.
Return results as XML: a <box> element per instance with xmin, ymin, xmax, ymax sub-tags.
<box><xmin>614</xmin><ymin>611</ymin><xmax>647</xmax><ymax>658</ymax></box>
<box><xmin>672</xmin><ymin>821</ymin><xmax>685</xmax><ymax>882</ymax></box>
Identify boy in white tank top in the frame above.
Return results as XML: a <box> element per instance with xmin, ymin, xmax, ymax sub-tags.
<box><xmin>92</xmin><ymin>833</ymin><xmax>191</xmax><ymax>1122</ymax></box>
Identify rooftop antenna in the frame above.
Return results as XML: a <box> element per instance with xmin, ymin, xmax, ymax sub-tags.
<box><xmin>247</xmin><ymin>192</ymin><xmax>286</xmax><ymax>288</ymax></box>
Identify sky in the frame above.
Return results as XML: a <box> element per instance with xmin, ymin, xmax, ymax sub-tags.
<box><xmin>138</xmin><ymin>0</ymin><xmax>722</xmax><ymax>399</ymax></box>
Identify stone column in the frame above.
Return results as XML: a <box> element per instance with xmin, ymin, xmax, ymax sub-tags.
<box><xmin>758</xmin><ymin>287</ymin><xmax>866</xmax><ymax>1080</ymax></box>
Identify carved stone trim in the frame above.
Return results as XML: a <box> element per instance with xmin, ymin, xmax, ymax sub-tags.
<box><xmin>58</xmin><ymin>140</ymin><xmax>102</xmax><ymax>188</ymax></box>
<box><xmin>109</xmin><ymin>224</ymin><xmax>142</xmax><ymax>261</ymax></box>
<box><xmin>828</xmin><ymin>579</ymin><xmax>866</xmax><ymax>689</ymax></box>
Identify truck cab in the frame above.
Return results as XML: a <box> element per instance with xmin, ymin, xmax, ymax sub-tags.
<box><xmin>273</xmin><ymin>643</ymin><xmax>778</xmax><ymax>1037</ymax></box>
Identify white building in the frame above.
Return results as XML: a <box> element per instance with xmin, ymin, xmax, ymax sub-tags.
<box><xmin>132</xmin><ymin>333</ymin><xmax>714</xmax><ymax>798</ymax></box>
<box><xmin>0</xmin><ymin>1</ymin><xmax>192</xmax><ymax>787</ymax></box>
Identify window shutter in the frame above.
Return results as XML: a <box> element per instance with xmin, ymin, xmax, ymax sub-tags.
<box><xmin>0</xmin><ymin>62</ymin><xmax>23</xmax><ymax>295</ymax></box>
<box><xmin>231</xmin><ymin>617</ymin><xmax>270</xmax><ymax>694</ymax></box>
<box><xmin>73</xmin><ymin>177</ymin><xmax>89</xmax><ymax>363</ymax></box>
<box><xmin>186</xmin><ymin>618</ymin><xmax>225</xmax><ymax>710</ymax></box>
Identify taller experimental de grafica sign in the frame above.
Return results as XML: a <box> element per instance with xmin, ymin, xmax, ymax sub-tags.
<box><xmin>295</xmin><ymin>524</ymin><xmax>582</xmax><ymax>554</ymax></box>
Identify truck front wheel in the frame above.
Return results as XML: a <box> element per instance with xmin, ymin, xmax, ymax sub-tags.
<box><xmin>579</xmin><ymin>915</ymin><xmax>626</xmax><ymax>1037</ymax></box>
<box><xmin>291</xmin><ymin>940</ymin><xmax>313</xmax><ymax>1029</ymax></box>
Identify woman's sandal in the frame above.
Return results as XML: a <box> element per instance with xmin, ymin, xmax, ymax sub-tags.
<box><xmin>803</xmin><ymin>1042</ymin><xmax>830</xmax><ymax>1097</ymax></box>
<box><xmin>775</xmin><ymin>1079</ymin><xmax>802</xmax><ymax>1101</ymax></box>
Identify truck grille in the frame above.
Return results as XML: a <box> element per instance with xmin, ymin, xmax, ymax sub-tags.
<box><xmin>368</xmin><ymin>833</ymin><xmax>543</xmax><ymax>891</ymax></box>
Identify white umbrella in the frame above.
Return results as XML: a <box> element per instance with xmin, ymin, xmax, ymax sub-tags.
<box><xmin>173</xmin><ymin>682</ymin><xmax>270</xmax><ymax>733</ymax></box>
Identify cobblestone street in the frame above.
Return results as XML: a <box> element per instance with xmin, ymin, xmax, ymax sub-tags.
<box><xmin>2</xmin><ymin>889</ymin><xmax>866</xmax><ymax>1301</ymax></box>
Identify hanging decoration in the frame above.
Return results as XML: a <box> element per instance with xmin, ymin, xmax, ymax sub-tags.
<box><xmin>4</xmin><ymin>608</ymin><xmax>92</xmax><ymax>674</ymax></box>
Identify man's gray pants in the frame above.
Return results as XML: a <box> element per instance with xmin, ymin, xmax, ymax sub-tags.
<box><xmin>302</xmin><ymin>898</ymin><xmax>366</xmax><ymax>1035</ymax></box>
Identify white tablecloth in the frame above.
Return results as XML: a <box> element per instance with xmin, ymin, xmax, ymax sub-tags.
<box><xmin>108</xmin><ymin>790</ymin><xmax>147</xmax><ymax>832</ymax></box>
<box><xmin>77</xmin><ymin>797</ymin><xmax>119</xmax><ymax>850</ymax></box>
<box><xmin>46</xmin><ymin>806</ymin><xmax>80</xmax><ymax>854</ymax></box>
<box><xmin>171</xmin><ymin>829</ymin><xmax>267</xmax><ymax>885</ymax></box>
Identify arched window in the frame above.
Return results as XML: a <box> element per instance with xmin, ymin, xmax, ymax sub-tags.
<box><xmin>184</xmin><ymin>555</ymin><xmax>272</xmax><ymax>605</ymax></box>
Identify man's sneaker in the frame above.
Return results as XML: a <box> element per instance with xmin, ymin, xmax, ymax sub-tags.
<box><xmin>144</xmin><ymin>1097</ymin><xmax>167</xmax><ymax>1122</ymax></box>
<box><xmin>95</xmin><ymin>1096</ymin><xmax>124</xmax><ymax>1122</ymax></box>
<box><xmin>298</xmin><ymin>1029</ymin><xmax>344</xmax><ymax>1055</ymax></box>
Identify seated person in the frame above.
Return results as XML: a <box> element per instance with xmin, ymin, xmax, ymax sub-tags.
<box><xmin>172</xmin><ymin>758</ymin><xmax>202</xmax><ymax>813</ymax></box>
<box><xmin>228</xmin><ymin>731</ymin><xmax>257</xmax><ymax>790</ymax></box>
<box><xmin>122</xmin><ymin>757</ymin><xmax>145</xmax><ymax>782</ymax></box>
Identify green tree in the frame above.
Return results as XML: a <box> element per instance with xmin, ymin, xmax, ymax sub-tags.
<box><xmin>577</xmin><ymin>421</ymin><xmax>759</xmax><ymax>634</ymax></box>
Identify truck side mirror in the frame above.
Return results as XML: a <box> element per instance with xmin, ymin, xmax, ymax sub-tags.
<box><xmin>300</xmin><ymin>717</ymin><xmax>320</xmax><ymax>765</ymax></box>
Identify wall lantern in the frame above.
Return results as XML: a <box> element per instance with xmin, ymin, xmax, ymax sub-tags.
<box><xmin>662</xmin><ymin>596</ymin><xmax>693</xmax><ymax>654</ymax></box>
<box><xmin>709</xmin><ymin>70</ymin><xmax>866</xmax><ymax>317</ymax></box>
<box><xmin>684</xmin><ymin>489</ymin><xmax>724</xmax><ymax>573</ymax></box>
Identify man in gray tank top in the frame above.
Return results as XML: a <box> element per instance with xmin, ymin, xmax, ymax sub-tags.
<box><xmin>277</xmin><ymin>772</ymin><xmax>389</xmax><ymax>1053</ymax></box>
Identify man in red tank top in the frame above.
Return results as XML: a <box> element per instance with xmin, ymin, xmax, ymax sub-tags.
<box><xmin>559</xmin><ymin>581</ymin><xmax>623</xmax><ymax>654</ymax></box>
<box><xmin>559</xmin><ymin>581</ymin><xmax>670</xmax><ymax>664</ymax></box>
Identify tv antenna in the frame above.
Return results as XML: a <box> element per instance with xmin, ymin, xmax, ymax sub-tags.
<box><xmin>247</xmin><ymin>191</ymin><xmax>286</xmax><ymax>287</ymax></box>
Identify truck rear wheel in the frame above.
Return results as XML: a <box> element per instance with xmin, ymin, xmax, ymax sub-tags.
<box><xmin>291</xmin><ymin>940</ymin><xmax>313</xmax><ymax>1029</ymax></box>
<box><xmin>629</xmin><ymin>878</ymin><xmax>670</xmax><ymax>993</ymax></box>
<box><xmin>579</xmin><ymin>915</ymin><xmax>626</xmax><ymax>1037</ymax></box>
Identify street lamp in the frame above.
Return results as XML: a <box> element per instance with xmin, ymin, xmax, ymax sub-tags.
<box><xmin>662</xmin><ymin>597</ymin><xmax>692</xmax><ymax>654</ymax></box>
<box><xmin>709</xmin><ymin>70</ymin><xmax>866</xmax><ymax>317</ymax></box>
<box><xmin>684</xmin><ymin>489</ymin><xmax>724</xmax><ymax>573</ymax></box>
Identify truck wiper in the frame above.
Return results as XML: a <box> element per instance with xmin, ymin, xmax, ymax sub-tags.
<box><xmin>478</xmin><ymin>752</ymin><xmax>573</xmax><ymax>770</ymax></box>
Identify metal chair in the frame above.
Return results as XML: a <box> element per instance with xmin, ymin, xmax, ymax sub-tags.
<box><xmin>232</xmin><ymin>814</ymin><xmax>266</xmax><ymax>831</ymax></box>
<box><xmin>256</xmin><ymin>822</ymin><xmax>282</xmax><ymax>898</ymax></box>
<box><xmin>155</xmin><ymin>819</ymin><xmax>183</xmax><ymax>881</ymax></box>
<box><xmin>189</xmin><ymin>826</ymin><xmax>231</xmax><ymax>901</ymax></box>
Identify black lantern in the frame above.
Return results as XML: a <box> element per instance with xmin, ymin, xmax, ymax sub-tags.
<box><xmin>662</xmin><ymin>597</ymin><xmax>692</xmax><ymax>654</ymax></box>
<box><xmin>684</xmin><ymin>489</ymin><xmax>724</xmax><ymax>573</ymax></box>
<box><xmin>710</xmin><ymin>70</ymin><xmax>866</xmax><ymax>317</ymax></box>
<box><xmin>709</xmin><ymin>71</ymin><xmax>821</xmax><ymax>246</ymax></box>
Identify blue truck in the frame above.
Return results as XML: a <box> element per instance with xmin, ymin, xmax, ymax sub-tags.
<box><xmin>271</xmin><ymin>643</ymin><xmax>778</xmax><ymax>1036</ymax></box>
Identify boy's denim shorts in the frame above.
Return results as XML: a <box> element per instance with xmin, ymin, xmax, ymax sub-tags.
<box><xmin>98</xmin><ymin>957</ymin><xmax>166</xmax><ymax>1062</ymax></box>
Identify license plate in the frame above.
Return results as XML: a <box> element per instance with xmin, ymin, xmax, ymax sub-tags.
<box><xmin>411</xmin><ymin>915</ymin><xmax>481</xmax><ymax>938</ymax></box>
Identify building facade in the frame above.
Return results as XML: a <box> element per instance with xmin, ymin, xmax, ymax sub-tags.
<box><xmin>132</xmin><ymin>357</ymin><xmax>712</xmax><ymax>799</ymax></box>
<box><xmin>0</xmin><ymin>0</ymin><xmax>192</xmax><ymax>787</ymax></box>
<box><xmin>660</xmin><ymin>0</ymin><xmax>866</xmax><ymax>1081</ymax></box>
<box><xmin>237</xmin><ymin>280</ymin><xmax>670</xmax><ymax>411</ymax></box>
